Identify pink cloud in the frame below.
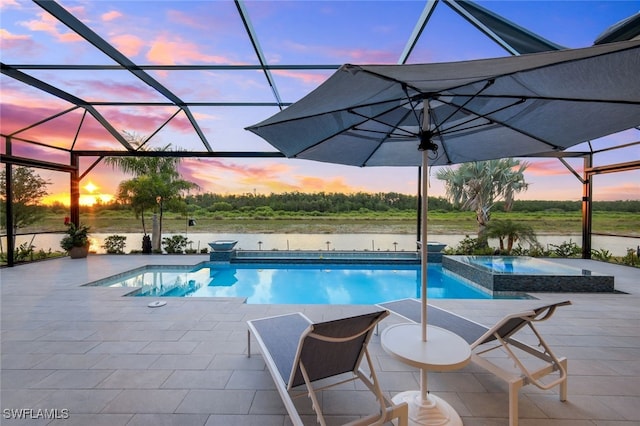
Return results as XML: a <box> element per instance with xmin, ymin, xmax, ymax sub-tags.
<box><xmin>189</xmin><ymin>159</ymin><xmax>291</xmax><ymax>180</ymax></box>
<box><xmin>101</xmin><ymin>10</ymin><xmax>122</xmax><ymax>22</ymax></box>
<box><xmin>96</xmin><ymin>106</ymin><xmax>194</xmax><ymax>135</ymax></box>
<box><xmin>178</xmin><ymin>158</ymin><xmax>367</xmax><ymax>195</ymax></box>
<box><xmin>0</xmin><ymin>0</ymin><xmax>20</xmax><ymax>9</ymax></box>
<box><xmin>1</xmin><ymin>101</ymin><xmax>84</xmax><ymax>141</ymax></box>
<box><xmin>272</xmin><ymin>69</ymin><xmax>328</xmax><ymax>86</ymax></box>
<box><xmin>282</xmin><ymin>40</ymin><xmax>398</xmax><ymax>64</ymax></box>
<box><xmin>110</xmin><ymin>34</ymin><xmax>145</xmax><ymax>57</ymax></box>
<box><xmin>146</xmin><ymin>34</ymin><xmax>232</xmax><ymax>65</ymax></box>
<box><xmin>0</xmin><ymin>101</ymin><xmax>166</xmax><ymax>151</ymax></box>
<box><xmin>0</xmin><ymin>79</ymin><xmax>68</xmax><ymax>109</ymax></box>
<box><xmin>525</xmin><ymin>159</ymin><xmax>583</xmax><ymax>177</ymax></box>
<box><xmin>0</xmin><ymin>28</ymin><xmax>29</xmax><ymax>43</ymax></box>
<box><xmin>20</xmin><ymin>11</ymin><xmax>83</xmax><ymax>43</ymax></box>
<box><xmin>297</xmin><ymin>176</ymin><xmax>363</xmax><ymax>193</ymax></box>
<box><xmin>331</xmin><ymin>47</ymin><xmax>398</xmax><ymax>64</ymax></box>
<box><xmin>0</xmin><ymin>28</ymin><xmax>39</xmax><ymax>55</ymax></box>
<box><xmin>178</xmin><ymin>159</ymin><xmax>293</xmax><ymax>192</ymax></box>
<box><xmin>2</xmin><ymin>82</ymin><xmax>197</xmax><ymax>152</ymax></box>
<box><xmin>9</xmin><ymin>143</ymin><xmax>69</xmax><ymax>166</ymax></box>
<box><xmin>79</xmin><ymin>79</ymin><xmax>161</xmax><ymax>102</ymax></box>
<box><xmin>166</xmin><ymin>9</ymin><xmax>207</xmax><ymax>29</ymax></box>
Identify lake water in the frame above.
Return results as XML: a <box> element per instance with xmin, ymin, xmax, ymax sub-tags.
<box><xmin>5</xmin><ymin>232</ymin><xmax>638</xmax><ymax>257</ymax></box>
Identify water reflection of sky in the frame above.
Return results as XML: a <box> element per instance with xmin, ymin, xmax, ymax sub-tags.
<box><xmin>461</xmin><ymin>256</ymin><xmax>605</xmax><ymax>276</ymax></box>
<box><xmin>105</xmin><ymin>263</ymin><xmax>493</xmax><ymax>303</ymax></box>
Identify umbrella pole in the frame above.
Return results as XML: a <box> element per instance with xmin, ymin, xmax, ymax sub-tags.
<box><xmin>420</xmin><ymin>149</ymin><xmax>429</xmax><ymax>404</ymax></box>
<box><xmin>421</xmin><ymin>149</ymin><xmax>428</xmax><ymax>342</ymax></box>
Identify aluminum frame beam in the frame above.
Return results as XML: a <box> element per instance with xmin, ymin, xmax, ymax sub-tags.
<box><xmin>34</xmin><ymin>0</ymin><xmax>212</xmax><ymax>151</ymax></box>
<box><xmin>444</xmin><ymin>0</ymin><xmax>565</xmax><ymax>55</ymax></box>
<box><xmin>1</xmin><ymin>63</ymin><xmax>133</xmax><ymax>150</ymax></box>
<box><xmin>235</xmin><ymin>0</ymin><xmax>285</xmax><ymax>110</ymax></box>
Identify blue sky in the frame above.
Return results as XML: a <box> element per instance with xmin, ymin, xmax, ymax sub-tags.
<box><xmin>1</xmin><ymin>0</ymin><xmax>638</xmax><ymax>204</ymax></box>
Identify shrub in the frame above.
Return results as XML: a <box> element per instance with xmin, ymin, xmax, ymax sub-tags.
<box><xmin>14</xmin><ymin>242</ymin><xmax>35</xmax><ymax>262</ymax></box>
<box><xmin>548</xmin><ymin>239</ymin><xmax>581</xmax><ymax>258</ymax></box>
<box><xmin>447</xmin><ymin>235</ymin><xmax>482</xmax><ymax>255</ymax></box>
<box><xmin>618</xmin><ymin>248</ymin><xmax>639</xmax><ymax>267</ymax></box>
<box><xmin>102</xmin><ymin>235</ymin><xmax>127</xmax><ymax>254</ymax></box>
<box><xmin>162</xmin><ymin>235</ymin><xmax>191</xmax><ymax>254</ymax></box>
<box><xmin>591</xmin><ymin>248</ymin><xmax>612</xmax><ymax>262</ymax></box>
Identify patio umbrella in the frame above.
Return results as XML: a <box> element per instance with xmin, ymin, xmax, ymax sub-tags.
<box><xmin>248</xmin><ymin>36</ymin><xmax>639</xmax><ymax>319</ymax></box>
<box><xmin>247</xmin><ymin>39</ymin><xmax>640</xmax><ymax>421</ymax></box>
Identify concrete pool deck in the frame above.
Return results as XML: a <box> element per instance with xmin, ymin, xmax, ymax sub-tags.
<box><xmin>1</xmin><ymin>254</ymin><xmax>639</xmax><ymax>425</ymax></box>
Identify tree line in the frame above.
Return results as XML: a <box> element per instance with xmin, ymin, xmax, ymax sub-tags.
<box><xmin>63</xmin><ymin>192</ymin><xmax>640</xmax><ymax>215</ymax></box>
<box><xmin>172</xmin><ymin>193</ymin><xmax>638</xmax><ymax>214</ymax></box>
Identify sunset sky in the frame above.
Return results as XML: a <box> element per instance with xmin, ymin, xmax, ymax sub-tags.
<box><xmin>1</xmin><ymin>0</ymin><xmax>638</xmax><ymax>206</ymax></box>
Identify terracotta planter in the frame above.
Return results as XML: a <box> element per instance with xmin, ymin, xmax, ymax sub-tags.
<box><xmin>68</xmin><ymin>245</ymin><xmax>89</xmax><ymax>259</ymax></box>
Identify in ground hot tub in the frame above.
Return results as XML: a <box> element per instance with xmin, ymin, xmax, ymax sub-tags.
<box><xmin>442</xmin><ymin>255</ymin><xmax>614</xmax><ymax>293</ymax></box>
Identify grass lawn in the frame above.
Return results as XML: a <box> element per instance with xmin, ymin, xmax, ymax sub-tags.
<box><xmin>23</xmin><ymin>210</ymin><xmax>638</xmax><ymax>237</ymax></box>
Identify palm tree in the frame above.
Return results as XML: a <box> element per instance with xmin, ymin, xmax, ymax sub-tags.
<box><xmin>106</xmin><ymin>132</ymin><xmax>199</xmax><ymax>249</ymax></box>
<box><xmin>435</xmin><ymin>159</ymin><xmax>529</xmax><ymax>245</ymax></box>
<box><xmin>485</xmin><ymin>219</ymin><xmax>537</xmax><ymax>253</ymax></box>
<box><xmin>113</xmin><ymin>175</ymin><xmax>159</xmax><ymax>235</ymax></box>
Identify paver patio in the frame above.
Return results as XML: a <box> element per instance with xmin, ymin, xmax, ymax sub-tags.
<box><xmin>1</xmin><ymin>255</ymin><xmax>639</xmax><ymax>425</ymax></box>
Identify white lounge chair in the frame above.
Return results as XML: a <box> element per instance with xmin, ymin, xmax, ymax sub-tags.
<box><xmin>247</xmin><ymin>310</ymin><xmax>408</xmax><ymax>426</ymax></box>
<box><xmin>377</xmin><ymin>299</ymin><xmax>571</xmax><ymax>426</ymax></box>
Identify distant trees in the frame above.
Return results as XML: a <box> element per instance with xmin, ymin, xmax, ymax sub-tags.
<box><xmin>436</xmin><ymin>159</ymin><xmax>529</xmax><ymax>244</ymax></box>
<box><xmin>190</xmin><ymin>191</ymin><xmax>423</xmax><ymax>214</ymax></box>
<box><xmin>69</xmin><ymin>192</ymin><xmax>639</xmax><ymax>216</ymax></box>
<box><xmin>0</xmin><ymin>166</ymin><xmax>50</xmax><ymax>237</ymax></box>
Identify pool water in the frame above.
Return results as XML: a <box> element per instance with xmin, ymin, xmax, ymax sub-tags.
<box><xmin>95</xmin><ymin>262</ymin><xmax>497</xmax><ymax>304</ymax></box>
<box><xmin>461</xmin><ymin>255</ymin><xmax>595</xmax><ymax>275</ymax></box>
<box><xmin>444</xmin><ymin>255</ymin><xmax>614</xmax><ymax>293</ymax></box>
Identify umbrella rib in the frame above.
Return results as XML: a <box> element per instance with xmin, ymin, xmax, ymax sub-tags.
<box><xmin>349</xmin><ymin>109</ymin><xmax>418</xmax><ymax>138</ymax></box>
<box><xmin>295</xmin><ymin>98</ymin><xmax>419</xmax><ymax>163</ymax></box>
<box><xmin>436</xmin><ymin>97</ymin><xmax>526</xmax><ymax>135</ymax></box>
<box><xmin>430</xmin><ymin>79</ymin><xmax>495</xmax><ymax>136</ymax></box>
<box><xmin>459</xmin><ymin>93</ymin><xmax>640</xmax><ymax>105</ymax></box>
<box><xmin>349</xmin><ymin>66</ymin><xmax>427</xmax><ymax>96</ymax></box>
<box><xmin>251</xmin><ymin>96</ymin><xmax>413</xmax><ymax>129</ymax></box>
<box><xmin>429</xmin><ymin>113</ymin><xmax>452</xmax><ymax>165</ymax></box>
<box><xmin>353</xmin><ymin>86</ymin><xmax>422</xmax><ymax>166</ymax></box>
<box><xmin>438</xmin><ymin>96</ymin><xmax>564</xmax><ymax>150</ymax></box>
<box><xmin>360</xmin><ymin>107</ymin><xmax>417</xmax><ymax>166</ymax></box>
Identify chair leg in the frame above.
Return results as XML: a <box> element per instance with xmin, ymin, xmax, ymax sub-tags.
<box><xmin>247</xmin><ymin>330</ymin><xmax>251</xmax><ymax>358</ymax></box>
<box><xmin>559</xmin><ymin>358</ymin><xmax>568</xmax><ymax>401</ymax></box>
<box><xmin>394</xmin><ymin>402</ymin><xmax>409</xmax><ymax>426</ymax></box>
<box><xmin>509</xmin><ymin>381</ymin><xmax>520</xmax><ymax>426</ymax></box>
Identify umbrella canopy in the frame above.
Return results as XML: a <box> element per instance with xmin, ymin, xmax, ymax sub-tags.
<box><xmin>248</xmin><ymin>40</ymin><xmax>640</xmax><ymax>333</ymax></box>
<box><xmin>247</xmin><ymin>39</ymin><xmax>640</xmax><ymax>419</ymax></box>
<box><xmin>248</xmin><ymin>39</ymin><xmax>640</xmax><ymax>167</ymax></box>
<box><xmin>248</xmin><ymin>40</ymin><xmax>640</xmax><ymax>328</ymax></box>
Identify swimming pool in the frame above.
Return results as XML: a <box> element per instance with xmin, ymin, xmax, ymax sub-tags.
<box><xmin>89</xmin><ymin>262</ymin><xmax>505</xmax><ymax>304</ymax></box>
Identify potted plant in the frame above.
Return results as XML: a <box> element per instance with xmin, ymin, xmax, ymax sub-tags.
<box><xmin>60</xmin><ymin>222</ymin><xmax>91</xmax><ymax>258</ymax></box>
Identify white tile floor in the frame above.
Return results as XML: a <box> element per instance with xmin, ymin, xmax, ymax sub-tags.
<box><xmin>1</xmin><ymin>255</ymin><xmax>639</xmax><ymax>425</ymax></box>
